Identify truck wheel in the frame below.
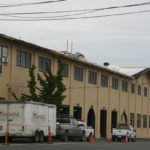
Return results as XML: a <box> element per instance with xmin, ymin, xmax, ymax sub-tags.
<box><xmin>117</xmin><ymin>138</ymin><xmax>121</xmax><ymax>142</ymax></box>
<box><xmin>128</xmin><ymin>136</ymin><xmax>131</xmax><ymax>142</ymax></box>
<box><xmin>112</xmin><ymin>137</ymin><xmax>115</xmax><ymax>142</ymax></box>
<box><xmin>132</xmin><ymin>136</ymin><xmax>136</xmax><ymax>142</ymax></box>
<box><xmin>39</xmin><ymin>131</ymin><xmax>44</xmax><ymax>143</ymax></box>
<box><xmin>34</xmin><ymin>131</ymin><xmax>40</xmax><ymax>143</ymax></box>
<box><xmin>63</xmin><ymin>131</ymin><xmax>69</xmax><ymax>142</ymax></box>
<box><xmin>81</xmin><ymin>131</ymin><xmax>86</xmax><ymax>142</ymax></box>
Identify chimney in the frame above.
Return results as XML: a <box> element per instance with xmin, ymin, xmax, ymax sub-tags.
<box><xmin>103</xmin><ymin>62</ymin><xmax>110</xmax><ymax>67</ymax></box>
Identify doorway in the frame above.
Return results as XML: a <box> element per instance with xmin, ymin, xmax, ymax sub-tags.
<box><xmin>87</xmin><ymin>108</ymin><xmax>95</xmax><ymax>130</ymax></box>
<box><xmin>73</xmin><ymin>106</ymin><xmax>82</xmax><ymax>119</ymax></box>
<box><xmin>100</xmin><ymin>110</ymin><xmax>107</xmax><ymax>138</ymax></box>
<box><xmin>121</xmin><ymin>112</ymin><xmax>127</xmax><ymax>123</ymax></box>
<box><xmin>111</xmin><ymin>111</ymin><xmax>117</xmax><ymax>132</ymax></box>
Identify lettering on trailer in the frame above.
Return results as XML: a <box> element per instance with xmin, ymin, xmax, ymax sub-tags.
<box><xmin>0</xmin><ymin>110</ymin><xmax>20</xmax><ymax>121</ymax></box>
<box><xmin>32</xmin><ymin>111</ymin><xmax>46</xmax><ymax>122</ymax></box>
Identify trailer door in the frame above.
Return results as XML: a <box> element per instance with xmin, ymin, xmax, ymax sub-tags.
<box><xmin>8</xmin><ymin>103</ymin><xmax>24</xmax><ymax>135</ymax></box>
<box><xmin>0</xmin><ymin>103</ymin><xmax>8</xmax><ymax>135</ymax></box>
<box><xmin>48</xmin><ymin>106</ymin><xmax>56</xmax><ymax>136</ymax></box>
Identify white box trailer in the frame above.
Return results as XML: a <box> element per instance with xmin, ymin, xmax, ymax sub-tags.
<box><xmin>0</xmin><ymin>100</ymin><xmax>56</xmax><ymax>142</ymax></box>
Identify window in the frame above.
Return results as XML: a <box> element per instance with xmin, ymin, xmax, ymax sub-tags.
<box><xmin>130</xmin><ymin>113</ymin><xmax>134</xmax><ymax>127</ymax></box>
<box><xmin>0</xmin><ymin>45</ymin><xmax>8</xmax><ymax>57</ymax></box>
<box><xmin>38</xmin><ymin>56</ymin><xmax>51</xmax><ymax>73</ymax></box>
<box><xmin>131</xmin><ymin>83</ymin><xmax>135</xmax><ymax>94</ymax></box>
<box><xmin>74</xmin><ymin>66</ymin><xmax>83</xmax><ymax>81</ymax></box>
<box><xmin>73</xmin><ymin>106</ymin><xmax>82</xmax><ymax>119</ymax></box>
<box><xmin>58</xmin><ymin>62</ymin><xmax>68</xmax><ymax>78</ymax></box>
<box><xmin>112</xmin><ymin>78</ymin><xmax>118</xmax><ymax>90</ymax></box>
<box><xmin>143</xmin><ymin>115</ymin><xmax>147</xmax><ymax>128</ymax></box>
<box><xmin>138</xmin><ymin>85</ymin><xmax>141</xmax><ymax>95</ymax></box>
<box><xmin>16</xmin><ymin>50</ymin><xmax>31</xmax><ymax>69</ymax></box>
<box><xmin>149</xmin><ymin>116</ymin><xmax>150</xmax><ymax>128</ymax></box>
<box><xmin>137</xmin><ymin>114</ymin><xmax>141</xmax><ymax>128</ymax></box>
<box><xmin>101</xmin><ymin>74</ymin><xmax>108</xmax><ymax>87</ymax></box>
<box><xmin>122</xmin><ymin>80</ymin><xmax>128</xmax><ymax>92</ymax></box>
<box><xmin>0</xmin><ymin>45</ymin><xmax>8</xmax><ymax>73</ymax></box>
<box><xmin>144</xmin><ymin>87</ymin><xmax>147</xmax><ymax>97</ymax></box>
<box><xmin>88</xmin><ymin>71</ymin><xmax>97</xmax><ymax>85</ymax></box>
<box><xmin>0</xmin><ymin>47</ymin><xmax>1</xmax><ymax>73</ymax></box>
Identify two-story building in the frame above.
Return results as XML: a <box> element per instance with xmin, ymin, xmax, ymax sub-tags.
<box><xmin>0</xmin><ymin>34</ymin><xmax>150</xmax><ymax>139</ymax></box>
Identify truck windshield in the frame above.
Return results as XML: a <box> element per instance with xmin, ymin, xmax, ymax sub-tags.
<box><xmin>57</xmin><ymin>118</ymin><xmax>70</xmax><ymax>123</ymax></box>
<box><xmin>116</xmin><ymin>124</ymin><xmax>129</xmax><ymax>129</ymax></box>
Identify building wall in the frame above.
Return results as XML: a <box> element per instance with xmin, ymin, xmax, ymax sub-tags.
<box><xmin>1</xmin><ymin>38</ymin><xmax>150</xmax><ymax>139</ymax></box>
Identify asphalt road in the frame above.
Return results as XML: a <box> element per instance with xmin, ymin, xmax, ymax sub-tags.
<box><xmin>0</xmin><ymin>141</ymin><xmax>150</xmax><ymax>150</ymax></box>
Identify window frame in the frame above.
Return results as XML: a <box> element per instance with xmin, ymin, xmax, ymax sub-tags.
<box><xmin>112</xmin><ymin>77</ymin><xmax>118</xmax><ymax>90</ymax></box>
<box><xmin>88</xmin><ymin>70</ymin><xmax>97</xmax><ymax>85</ymax></box>
<box><xmin>101</xmin><ymin>74</ymin><xmax>108</xmax><ymax>87</ymax></box>
<box><xmin>0</xmin><ymin>47</ymin><xmax>1</xmax><ymax>73</ymax></box>
<box><xmin>144</xmin><ymin>87</ymin><xmax>147</xmax><ymax>97</ymax></box>
<box><xmin>138</xmin><ymin>85</ymin><xmax>141</xmax><ymax>95</ymax></box>
<box><xmin>122</xmin><ymin>80</ymin><xmax>128</xmax><ymax>92</ymax></box>
<box><xmin>57</xmin><ymin>62</ymin><xmax>69</xmax><ymax>78</ymax></box>
<box><xmin>131</xmin><ymin>83</ymin><xmax>135</xmax><ymax>94</ymax></box>
<box><xmin>149</xmin><ymin>116</ymin><xmax>150</xmax><ymax>128</ymax></box>
<box><xmin>143</xmin><ymin>115</ymin><xmax>147</xmax><ymax>128</ymax></box>
<box><xmin>137</xmin><ymin>114</ymin><xmax>141</xmax><ymax>128</ymax></box>
<box><xmin>130</xmin><ymin>113</ymin><xmax>134</xmax><ymax>127</ymax></box>
<box><xmin>74</xmin><ymin>66</ymin><xmax>83</xmax><ymax>82</ymax></box>
<box><xmin>16</xmin><ymin>50</ymin><xmax>31</xmax><ymax>69</ymax></box>
<box><xmin>38</xmin><ymin>56</ymin><xmax>51</xmax><ymax>73</ymax></box>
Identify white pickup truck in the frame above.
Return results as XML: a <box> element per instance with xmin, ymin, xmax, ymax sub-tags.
<box><xmin>112</xmin><ymin>123</ymin><xmax>136</xmax><ymax>142</ymax></box>
<box><xmin>77</xmin><ymin>120</ymin><xmax>94</xmax><ymax>141</ymax></box>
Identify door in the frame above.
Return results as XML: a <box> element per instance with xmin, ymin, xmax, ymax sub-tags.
<box><xmin>0</xmin><ymin>103</ymin><xmax>7</xmax><ymax>134</ymax></box>
<box><xmin>111</xmin><ymin>111</ymin><xmax>117</xmax><ymax>132</ymax></box>
<box><xmin>73</xmin><ymin>106</ymin><xmax>82</xmax><ymax>119</ymax></box>
<box><xmin>100</xmin><ymin>110</ymin><xmax>107</xmax><ymax>138</ymax></box>
<box><xmin>70</xmin><ymin>119</ymin><xmax>80</xmax><ymax>136</ymax></box>
<box><xmin>87</xmin><ymin>108</ymin><xmax>95</xmax><ymax>130</ymax></box>
<box><xmin>8</xmin><ymin>103</ymin><xmax>24</xmax><ymax>134</ymax></box>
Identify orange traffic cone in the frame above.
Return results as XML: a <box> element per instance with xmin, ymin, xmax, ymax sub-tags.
<box><xmin>125</xmin><ymin>135</ymin><xmax>128</xmax><ymax>144</ymax></box>
<box><xmin>5</xmin><ymin>124</ymin><xmax>8</xmax><ymax>145</ymax></box>
<box><xmin>48</xmin><ymin>126</ymin><xmax>51</xmax><ymax>144</ymax></box>
<box><xmin>107</xmin><ymin>137</ymin><xmax>111</xmax><ymax>143</ymax></box>
<box><xmin>90</xmin><ymin>133</ymin><xmax>94</xmax><ymax>143</ymax></box>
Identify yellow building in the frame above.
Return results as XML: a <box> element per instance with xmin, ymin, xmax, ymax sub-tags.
<box><xmin>0</xmin><ymin>34</ymin><xmax>150</xmax><ymax>139</ymax></box>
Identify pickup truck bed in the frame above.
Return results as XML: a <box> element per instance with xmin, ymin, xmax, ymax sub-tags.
<box><xmin>56</xmin><ymin>118</ymin><xmax>86</xmax><ymax>142</ymax></box>
<box><xmin>112</xmin><ymin>124</ymin><xmax>136</xmax><ymax>142</ymax></box>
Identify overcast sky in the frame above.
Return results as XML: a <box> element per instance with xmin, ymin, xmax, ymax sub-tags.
<box><xmin>0</xmin><ymin>0</ymin><xmax>150</xmax><ymax>67</ymax></box>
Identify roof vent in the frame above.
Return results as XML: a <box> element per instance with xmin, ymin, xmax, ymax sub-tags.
<box><xmin>103</xmin><ymin>62</ymin><xmax>110</xmax><ymax>67</ymax></box>
<box><xmin>73</xmin><ymin>52</ymin><xmax>85</xmax><ymax>60</ymax></box>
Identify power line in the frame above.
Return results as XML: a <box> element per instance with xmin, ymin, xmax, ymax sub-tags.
<box><xmin>0</xmin><ymin>1</ymin><xmax>150</xmax><ymax>15</ymax></box>
<box><xmin>0</xmin><ymin>9</ymin><xmax>150</xmax><ymax>21</ymax></box>
<box><xmin>0</xmin><ymin>0</ymin><xmax>66</xmax><ymax>7</ymax></box>
<box><xmin>1</xmin><ymin>10</ymin><xmax>98</xmax><ymax>19</ymax></box>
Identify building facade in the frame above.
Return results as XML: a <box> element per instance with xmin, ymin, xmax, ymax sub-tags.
<box><xmin>0</xmin><ymin>34</ymin><xmax>150</xmax><ymax>138</ymax></box>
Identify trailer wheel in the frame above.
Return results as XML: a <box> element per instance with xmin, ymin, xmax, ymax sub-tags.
<box><xmin>34</xmin><ymin>131</ymin><xmax>40</xmax><ymax>143</ymax></box>
<box><xmin>39</xmin><ymin>131</ymin><xmax>44</xmax><ymax>143</ymax></box>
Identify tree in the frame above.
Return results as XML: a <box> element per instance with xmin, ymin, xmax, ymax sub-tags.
<box><xmin>21</xmin><ymin>64</ymin><xmax>40</xmax><ymax>101</ymax></box>
<box><xmin>37</xmin><ymin>59</ymin><xmax>66</xmax><ymax>112</ymax></box>
<box><xmin>13</xmin><ymin>59</ymin><xmax>66</xmax><ymax>113</ymax></box>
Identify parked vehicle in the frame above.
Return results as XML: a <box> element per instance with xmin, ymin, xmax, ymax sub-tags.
<box><xmin>0</xmin><ymin>100</ymin><xmax>56</xmax><ymax>142</ymax></box>
<box><xmin>112</xmin><ymin>123</ymin><xmax>136</xmax><ymax>142</ymax></box>
<box><xmin>56</xmin><ymin>117</ymin><xmax>86</xmax><ymax>142</ymax></box>
<box><xmin>76</xmin><ymin>119</ymin><xmax>94</xmax><ymax>141</ymax></box>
